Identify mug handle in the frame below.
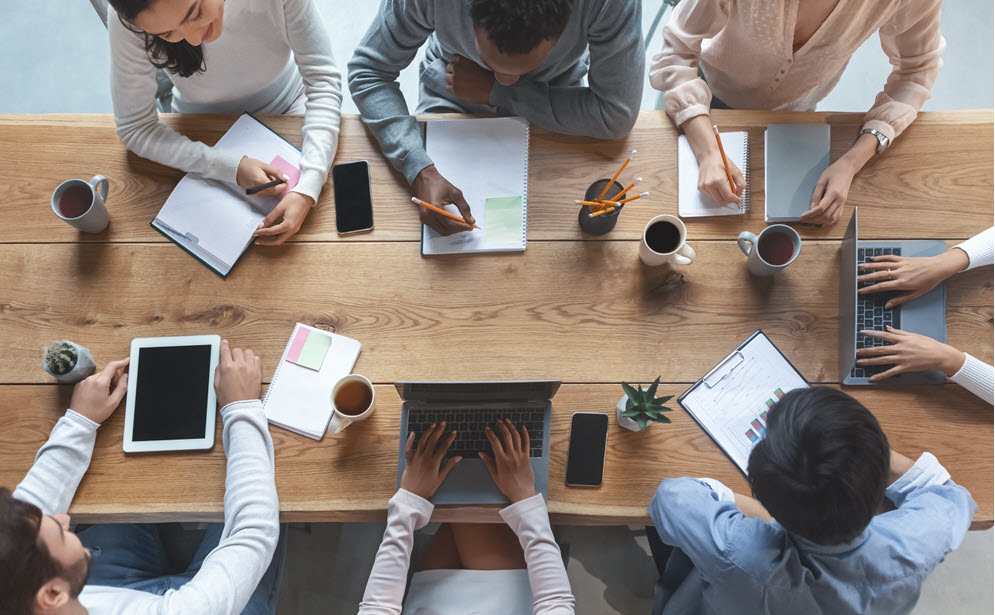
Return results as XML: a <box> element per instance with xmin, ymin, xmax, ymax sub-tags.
<box><xmin>327</xmin><ymin>412</ymin><xmax>351</xmax><ymax>434</ymax></box>
<box><xmin>737</xmin><ymin>232</ymin><xmax>756</xmax><ymax>256</ymax></box>
<box><xmin>89</xmin><ymin>175</ymin><xmax>109</xmax><ymax>201</ymax></box>
<box><xmin>673</xmin><ymin>243</ymin><xmax>695</xmax><ymax>266</ymax></box>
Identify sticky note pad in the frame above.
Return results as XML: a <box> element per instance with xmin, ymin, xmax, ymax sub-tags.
<box><xmin>484</xmin><ymin>196</ymin><xmax>523</xmax><ymax>246</ymax></box>
<box><xmin>285</xmin><ymin>327</ymin><xmax>331</xmax><ymax>371</ymax></box>
<box><xmin>270</xmin><ymin>156</ymin><xmax>302</xmax><ymax>199</ymax></box>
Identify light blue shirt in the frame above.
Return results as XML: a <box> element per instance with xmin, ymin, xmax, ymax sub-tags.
<box><xmin>649</xmin><ymin>453</ymin><xmax>977</xmax><ymax>615</ymax></box>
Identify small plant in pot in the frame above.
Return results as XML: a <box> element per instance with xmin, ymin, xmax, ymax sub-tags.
<box><xmin>617</xmin><ymin>377</ymin><xmax>673</xmax><ymax>432</ymax></box>
<box><xmin>43</xmin><ymin>340</ymin><xmax>95</xmax><ymax>384</ymax></box>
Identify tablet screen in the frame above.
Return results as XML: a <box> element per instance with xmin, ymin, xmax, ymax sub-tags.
<box><xmin>132</xmin><ymin>345</ymin><xmax>213</xmax><ymax>442</ymax></box>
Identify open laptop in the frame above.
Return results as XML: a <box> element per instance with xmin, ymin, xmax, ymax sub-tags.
<box><xmin>395</xmin><ymin>381</ymin><xmax>560</xmax><ymax>505</ymax></box>
<box><xmin>839</xmin><ymin>209</ymin><xmax>947</xmax><ymax>385</ymax></box>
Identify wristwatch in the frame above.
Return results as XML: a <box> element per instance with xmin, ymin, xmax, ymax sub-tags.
<box><xmin>860</xmin><ymin>128</ymin><xmax>890</xmax><ymax>154</ymax></box>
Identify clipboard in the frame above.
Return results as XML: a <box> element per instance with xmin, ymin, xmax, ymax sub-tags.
<box><xmin>678</xmin><ymin>330</ymin><xmax>810</xmax><ymax>474</ymax></box>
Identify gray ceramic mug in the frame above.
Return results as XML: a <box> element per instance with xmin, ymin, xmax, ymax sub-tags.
<box><xmin>51</xmin><ymin>175</ymin><xmax>110</xmax><ymax>233</ymax></box>
<box><xmin>738</xmin><ymin>225</ymin><xmax>801</xmax><ymax>276</ymax></box>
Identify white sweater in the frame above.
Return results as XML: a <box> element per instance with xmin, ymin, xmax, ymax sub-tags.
<box><xmin>108</xmin><ymin>0</ymin><xmax>343</xmax><ymax>202</ymax></box>
<box><xmin>949</xmin><ymin>227</ymin><xmax>994</xmax><ymax>405</ymax></box>
<box><xmin>359</xmin><ymin>490</ymin><xmax>575</xmax><ymax>614</ymax></box>
<box><xmin>13</xmin><ymin>401</ymin><xmax>280</xmax><ymax>615</ymax></box>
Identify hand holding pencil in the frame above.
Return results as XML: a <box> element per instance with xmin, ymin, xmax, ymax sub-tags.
<box><xmin>411</xmin><ymin>165</ymin><xmax>477</xmax><ymax>236</ymax></box>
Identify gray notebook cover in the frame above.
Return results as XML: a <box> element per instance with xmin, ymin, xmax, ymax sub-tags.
<box><xmin>764</xmin><ymin>124</ymin><xmax>831</xmax><ymax>222</ymax></box>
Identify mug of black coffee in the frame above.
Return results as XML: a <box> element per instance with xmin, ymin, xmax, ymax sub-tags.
<box><xmin>51</xmin><ymin>176</ymin><xmax>110</xmax><ymax>233</ymax></box>
<box><xmin>738</xmin><ymin>225</ymin><xmax>801</xmax><ymax>276</ymax></box>
<box><xmin>640</xmin><ymin>215</ymin><xmax>695</xmax><ymax>266</ymax></box>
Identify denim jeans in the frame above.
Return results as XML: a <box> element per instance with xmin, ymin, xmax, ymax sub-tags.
<box><xmin>79</xmin><ymin>522</ymin><xmax>288</xmax><ymax>615</ymax></box>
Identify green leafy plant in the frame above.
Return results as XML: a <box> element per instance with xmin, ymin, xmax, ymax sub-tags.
<box><xmin>621</xmin><ymin>377</ymin><xmax>673</xmax><ymax>431</ymax></box>
<box><xmin>44</xmin><ymin>341</ymin><xmax>78</xmax><ymax>376</ymax></box>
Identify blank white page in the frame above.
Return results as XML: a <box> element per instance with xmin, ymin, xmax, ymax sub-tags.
<box><xmin>678</xmin><ymin>132</ymin><xmax>750</xmax><ymax>217</ymax></box>
<box><xmin>423</xmin><ymin>117</ymin><xmax>529</xmax><ymax>254</ymax></box>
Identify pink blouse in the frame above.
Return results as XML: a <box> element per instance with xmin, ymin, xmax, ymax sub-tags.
<box><xmin>650</xmin><ymin>0</ymin><xmax>945</xmax><ymax>142</ymax></box>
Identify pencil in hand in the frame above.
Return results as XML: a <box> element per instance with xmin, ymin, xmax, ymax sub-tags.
<box><xmin>245</xmin><ymin>177</ymin><xmax>287</xmax><ymax>195</ymax></box>
<box><xmin>712</xmin><ymin>125</ymin><xmax>738</xmax><ymax>196</ymax></box>
<box><xmin>410</xmin><ymin>197</ymin><xmax>480</xmax><ymax>229</ymax></box>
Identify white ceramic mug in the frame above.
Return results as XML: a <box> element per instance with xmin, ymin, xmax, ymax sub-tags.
<box><xmin>51</xmin><ymin>175</ymin><xmax>110</xmax><ymax>233</ymax></box>
<box><xmin>737</xmin><ymin>225</ymin><xmax>802</xmax><ymax>276</ymax></box>
<box><xmin>327</xmin><ymin>374</ymin><xmax>376</xmax><ymax>434</ymax></box>
<box><xmin>639</xmin><ymin>214</ymin><xmax>696</xmax><ymax>266</ymax></box>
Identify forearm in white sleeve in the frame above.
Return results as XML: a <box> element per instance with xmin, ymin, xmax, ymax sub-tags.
<box><xmin>953</xmin><ymin>227</ymin><xmax>994</xmax><ymax>270</ymax></box>
<box><xmin>949</xmin><ymin>354</ymin><xmax>995</xmax><ymax>406</ymax></box>
<box><xmin>12</xmin><ymin>410</ymin><xmax>99</xmax><ymax>515</ymax></box>
<box><xmin>359</xmin><ymin>489</ymin><xmax>435</xmax><ymax>615</ymax></box>
<box><xmin>500</xmin><ymin>495</ymin><xmax>575</xmax><ymax>614</ymax></box>
<box><xmin>282</xmin><ymin>0</ymin><xmax>343</xmax><ymax>202</ymax></box>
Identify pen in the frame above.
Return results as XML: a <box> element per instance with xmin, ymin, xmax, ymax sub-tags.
<box><xmin>245</xmin><ymin>177</ymin><xmax>286</xmax><ymax>195</ymax></box>
<box><xmin>410</xmin><ymin>197</ymin><xmax>481</xmax><ymax>229</ymax></box>
<box><xmin>713</xmin><ymin>125</ymin><xmax>738</xmax><ymax>195</ymax></box>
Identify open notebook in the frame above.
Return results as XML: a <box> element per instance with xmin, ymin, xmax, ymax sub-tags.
<box><xmin>151</xmin><ymin>114</ymin><xmax>302</xmax><ymax>277</ymax></box>
<box><xmin>678</xmin><ymin>132</ymin><xmax>750</xmax><ymax>217</ymax></box>
<box><xmin>677</xmin><ymin>331</ymin><xmax>809</xmax><ymax>474</ymax></box>
<box><xmin>263</xmin><ymin>323</ymin><xmax>362</xmax><ymax>440</ymax></box>
<box><xmin>421</xmin><ymin>117</ymin><xmax>530</xmax><ymax>255</ymax></box>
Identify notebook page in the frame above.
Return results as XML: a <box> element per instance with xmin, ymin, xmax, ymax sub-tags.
<box><xmin>423</xmin><ymin>117</ymin><xmax>529</xmax><ymax>254</ymax></box>
<box><xmin>678</xmin><ymin>132</ymin><xmax>749</xmax><ymax>217</ymax></box>
<box><xmin>212</xmin><ymin>114</ymin><xmax>304</xmax><ymax>212</ymax></box>
<box><xmin>681</xmin><ymin>334</ymin><xmax>808</xmax><ymax>473</ymax></box>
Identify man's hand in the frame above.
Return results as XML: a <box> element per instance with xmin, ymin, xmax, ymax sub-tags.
<box><xmin>253</xmin><ymin>192</ymin><xmax>313</xmax><ymax>246</ymax></box>
<box><xmin>236</xmin><ymin>157</ymin><xmax>288</xmax><ymax>197</ymax></box>
<box><xmin>400</xmin><ymin>422</ymin><xmax>461</xmax><ymax>500</ymax></box>
<box><xmin>69</xmin><ymin>358</ymin><xmax>129</xmax><ymax>424</ymax></box>
<box><xmin>412</xmin><ymin>165</ymin><xmax>476</xmax><ymax>236</ymax></box>
<box><xmin>856</xmin><ymin>326</ymin><xmax>967</xmax><ymax>381</ymax></box>
<box><xmin>858</xmin><ymin>250</ymin><xmax>969</xmax><ymax>309</ymax></box>
<box><xmin>214</xmin><ymin>339</ymin><xmax>262</xmax><ymax>408</ymax></box>
<box><xmin>800</xmin><ymin>157</ymin><xmax>856</xmax><ymax>225</ymax></box>
<box><xmin>446</xmin><ymin>55</ymin><xmax>495</xmax><ymax>105</ymax></box>
<box><xmin>480</xmin><ymin>419</ymin><xmax>537</xmax><ymax>503</ymax></box>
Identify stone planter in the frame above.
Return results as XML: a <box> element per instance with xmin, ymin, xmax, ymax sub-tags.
<box><xmin>616</xmin><ymin>394</ymin><xmax>642</xmax><ymax>432</ymax></box>
<box><xmin>43</xmin><ymin>341</ymin><xmax>95</xmax><ymax>384</ymax></box>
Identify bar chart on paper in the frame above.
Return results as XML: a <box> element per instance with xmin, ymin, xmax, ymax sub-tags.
<box><xmin>680</xmin><ymin>333</ymin><xmax>808</xmax><ymax>473</ymax></box>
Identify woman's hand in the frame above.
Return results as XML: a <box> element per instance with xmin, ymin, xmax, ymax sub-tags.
<box><xmin>856</xmin><ymin>327</ymin><xmax>966</xmax><ymax>381</ymax></box>
<box><xmin>253</xmin><ymin>192</ymin><xmax>314</xmax><ymax>246</ymax></box>
<box><xmin>857</xmin><ymin>250</ymin><xmax>969</xmax><ymax>309</ymax></box>
<box><xmin>236</xmin><ymin>157</ymin><xmax>288</xmax><ymax>197</ymax></box>
<box><xmin>479</xmin><ymin>418</ymin><xmax>538</xmax><ymax>503</ymax></box>
<box><xmin>697</xmin><ymin>153</ymin><xmax>746</xmax><ymax>205</ymax></box>
<box><xmin>399</xmin><ymin>422</ymin><xmax>462</xmax><ymax>500</ymax></box>
<box><xmin>800</xmin><ymin>157</ymin><xmax>855</xmax><ymax>225</ymax></box>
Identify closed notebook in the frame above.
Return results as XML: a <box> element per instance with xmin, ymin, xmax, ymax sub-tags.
<box><xmin>421</xmin><ymin>117</ymin><xmax>530</xmax><ymax>255</ymax></box>
<box><xmin>151</xmin><ymin>113</ymin><xmax>302</xmax><ymax>277</ymax></box>
<box><xmin>678</xmin><ymin>132</ymin><xmax>750</xmax><ymax>217</ymax></box>
<box><xmin>764</xmin><ymin>124</ymin><xmax>831</xmax><ymax>222</ymax></box>
<box><xmin>263</xmin><ymin>323</ymin><xmax>362</xmax><ymax>440</ymax></box>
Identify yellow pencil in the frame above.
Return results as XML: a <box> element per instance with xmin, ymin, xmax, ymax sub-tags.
<box><xmin>611</xmin><ymin>177</ymin><xmax>643</xmax><ymax>201</ymax></box>
<box><xmin>575</xmin><ymin>200</ymin><xmax>616</xmax><ymax>207</ymax></box>
<box><xmin>615</xmin><ymin>191</ymin><xmax>649</xmax><ymax>205</ymax></box>
<box><xmin>713</xmin><ymin>125</ymin><xmax>738</xmax><ymax>195</ymax></box>
<box><xmin>410</xmin><ymin>197</ymin><xmax>480</xmax><ymax>229</ymax></box>
<box><xmin>594</xmin><ymin>149</ymin><xmax>637</xmax><ymax>202</ymax></box>
<box><xmin>588</xmin><ymin>206</ymin><xmax>617</xmax><ymax>218</ymax></box>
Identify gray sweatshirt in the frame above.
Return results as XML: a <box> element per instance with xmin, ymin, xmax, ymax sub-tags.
<box><xmin>348</xmin><ymin>0</ymin><xmax>644</xmax><ymax>183</ymax></box>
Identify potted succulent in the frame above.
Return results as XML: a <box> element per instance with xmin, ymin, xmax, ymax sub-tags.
<box><xmin>617</xmin><ymin>377</ymin><xmax>674</xmax><ymax>432</ymax></box>
<box><xmin>43</xmin><ymin>340</ymin><xmax>95</xmax><ymax>384</ymax></box>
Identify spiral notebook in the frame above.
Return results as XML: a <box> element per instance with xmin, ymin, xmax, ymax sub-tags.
<box><xmin>421</xmin><ymin>117</ymin><xmax>530</xmax><ymax>254</ymax></box>
<box><xmin>262</xmin><ymin>323</ymin><xmax>362</xmax><ymax>440</ymax></box>
<box><xmin>678</xmin><ymin>132</ymin><xmax>750</xmax><ymax>217</ymax></box>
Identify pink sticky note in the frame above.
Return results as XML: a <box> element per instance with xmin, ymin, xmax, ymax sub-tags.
<box><xmin>285</xmin><ymin>327</ymin><xmax>310</xmax><ymax>363</ymax></box>
<box><xmin>270</xmin><ymin>155</ymin><xmax>301</xmax><ymax>199</ymax></box>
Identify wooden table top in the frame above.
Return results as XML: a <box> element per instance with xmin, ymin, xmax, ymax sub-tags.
<box><xmin>0</xmin><ymin>111</ymin><xmax>990</xmax><ymax>528</ymax></box>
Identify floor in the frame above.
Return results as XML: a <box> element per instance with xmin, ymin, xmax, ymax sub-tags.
<box><xmin>2</xmin><ymin>2</ymin><xmax>991</xmax><ymax>613</ymax></box>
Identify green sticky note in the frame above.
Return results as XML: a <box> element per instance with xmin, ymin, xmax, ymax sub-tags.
<box><xmin>484</xmin><ymin>196</ymin><xmax>523</xmax><ymax>246</ymax></box>
<box><xmin>292</xmin><ymin>329</ymin><xmax>332</xmax><ymax>371</ymax></box>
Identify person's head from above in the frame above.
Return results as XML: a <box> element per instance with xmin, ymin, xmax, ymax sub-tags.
<box><xmin>469</xmin><ymin>0</ymin><xmax>573</xmax><ymax>86</ymax></box>
<box><xmin>109</xmin><ymin>0</ymin><xmax>227</xmax><ymax>78</ymax></box>
<box><xmin>747</xmin><ymin>387</ymin><xmax>890</xmax><ymax>546</ymax></box>
<box><xmin>0</xmin><ymin>488</ymin><xmax>90</xmax><ymax>615</ymax></box>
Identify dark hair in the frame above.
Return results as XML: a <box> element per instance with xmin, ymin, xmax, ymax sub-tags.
<box><xmin>0</xmin><ymin>488</ymin><xmax>61</xmax><ymax>615</ymax></box>
<box><xmin>469</xmin><ymin>0</ymin><xmax>573</xmax><ymax>55</ymax></box>
<box><xmin>747</xmin><ymin>387</ymin><xmax>890</xmax><ymax>545</ymax></box>
<box><xmin>110</xmin><ymin>0</ymin><xmax>206</xmax><ymax>78</ymax></box>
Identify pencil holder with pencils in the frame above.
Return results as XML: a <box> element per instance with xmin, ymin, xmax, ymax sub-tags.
<box><xmin>578</xmin><ymin>179</ymin><xmax>626</xmax><ymax>235</ymax></box>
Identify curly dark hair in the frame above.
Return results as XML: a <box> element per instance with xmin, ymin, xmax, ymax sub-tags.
<box><xmin>110</xmin><ymin>0</ymin><xmax>206</xmax><ymax>78</ymax></box>
<box><xmin>469</xmin><ymin>0</ymin><xmax>574</xmax><ymax>55</ymax></box>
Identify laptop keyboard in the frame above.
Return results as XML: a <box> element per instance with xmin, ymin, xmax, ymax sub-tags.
<box><xmin>851</xmin><ymin>247</ymin><xmax>902</xmax><ymax>379</ymax></box>
<box><xmin>407</xmin><ymin>406</ymin><xmax>545</xmax><ymax>458</ymax></box>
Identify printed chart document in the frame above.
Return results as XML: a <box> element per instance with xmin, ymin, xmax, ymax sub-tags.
<box><xmin>421</xmin><ymin>117</ymin><xmax>530</xmax><ymax>254</ymax></box>
<box><xmin>151</xmin><ymin>113</ymin><xmax>302</xmax><ymax>277</ymax></box>
<box><xmin>678</xmin><ymin>331</ymin><xmax>809</xmax><ymax>473</ymax></box>
<box><xmin>678</xmin><ymin>132</ymin><xmax>750</xmax><ymax>217</ymax></box>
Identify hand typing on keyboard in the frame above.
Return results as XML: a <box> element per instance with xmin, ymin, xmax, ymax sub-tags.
<box><xmin>856</xmin><ymin>326</ymin><xmax>967</xmax><ymax>382</ymax></box>
<box><xmin>479</xmin><ymin>418</ymin><xmax>538</xmax><ymax>504</ymax></box>
<box><xmin>399</xmin><ymin>422</ymin><xmax>462</xmax><ymax>500</ymax></box>
<box><xmin>858</xmin><ymin>250</ymin><xmax>969</xmax><ymax>309</ymax></box>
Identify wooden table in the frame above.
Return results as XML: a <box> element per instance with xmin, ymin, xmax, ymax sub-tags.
<box><xmin>0</xmin><ymin>110</ymin><xmax>991</xmax><ymax>528</ymax></box>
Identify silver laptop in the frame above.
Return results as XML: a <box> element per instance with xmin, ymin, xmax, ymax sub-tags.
<box><xmin>395</xmin><ymin>381</ymin><xmax>560</xmax><ymax>505</ymax></box>
<box><xmin>839</xmin><ymin>209</ymin><xmax>946</xmax><ymax>385</ymax></box>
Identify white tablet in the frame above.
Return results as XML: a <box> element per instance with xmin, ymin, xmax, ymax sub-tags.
<box><xmin>124</xmin><ymin>335</ymin><xmax>221</xmax><ymax>453</ymax></box>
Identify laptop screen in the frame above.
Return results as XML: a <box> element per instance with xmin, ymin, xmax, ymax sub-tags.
<box><xmin>394</xmin><ymin>381</ymin><xmax>561</xmax><ymax>403</ymax></box>
<box><xmin>838</xmin><ymin>209</ymin><xmax>858</xmax><ymax>380</ymax></box>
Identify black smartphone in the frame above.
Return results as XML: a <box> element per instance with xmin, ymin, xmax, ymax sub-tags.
<box><xmin>565</xmin><ymin>412</ymin><xmax>609</xmax><ymax>487</ymax></box>
<box><xmin>332</xmin><ymin>160</ymin><xmax>374</xmax><ymax>235</ymax></box>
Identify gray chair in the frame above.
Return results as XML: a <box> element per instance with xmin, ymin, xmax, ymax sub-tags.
<box><xmin>645</xmin><ymin>0</ymin><xmax>681</xmax><ymax>51</ymax></box>
<box><xmin>89</xmin><ymin>0</ymin><xmax>174</xmax><ymax>112</ymax></box>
